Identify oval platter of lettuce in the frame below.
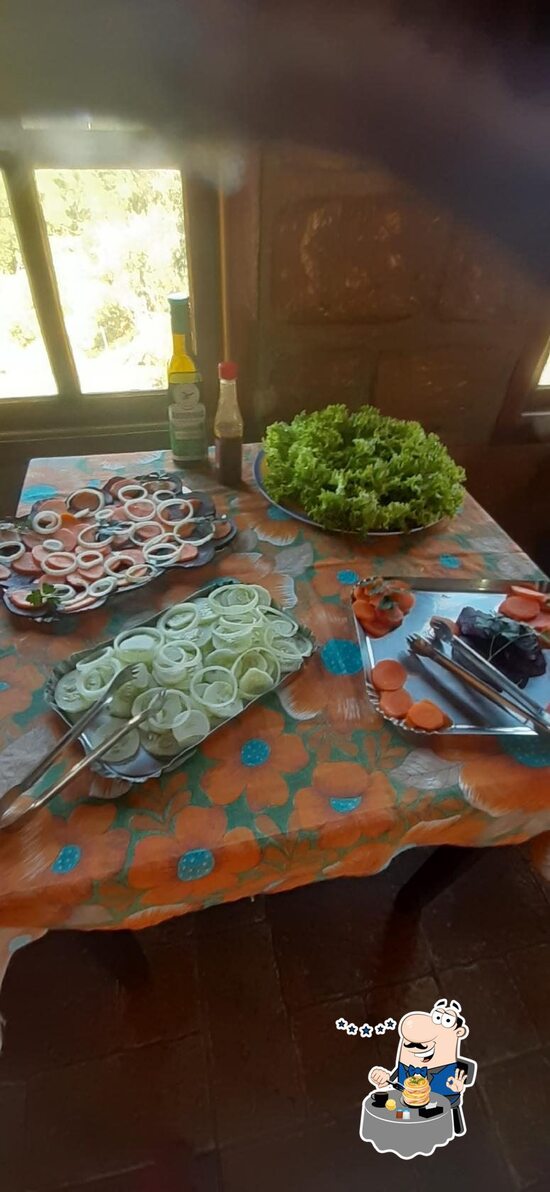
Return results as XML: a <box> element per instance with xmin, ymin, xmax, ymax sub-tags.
<box><xmin>257</xmin><ymin>405</ymin><xmax>465</xmax><ymax>536</ymax></box>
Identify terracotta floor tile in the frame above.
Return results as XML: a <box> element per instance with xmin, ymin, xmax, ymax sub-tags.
<box><xmin>269</xmin><ymin>872</ymin><xmax>432</xmax><ymax>1010</ymax></box>
<box><xmin>1</xmin><ymin>932</ymin><xmax>125</xmax><ymax>1078</ymax></box>
<box><xmin>292</xmin><ymin>995</ymin><xmax>369</xmax><ymax>1121</ymax></box>
<box><xmin>0</xmin><ymin>1081</ymin><xmax>25</xmax><ymax>1192</ymax></box>
<box><xmin>221</xmin><ymin>1105</ymin><xmax>422</xmax><ymax>1192</ymax></box>
<box><xmin>120</xmin><ymin>921</ymin><xmax>200</xmax><ymax>1048</ymax></box>
<box><xmin>25</xmin><ymin>1036</ymin><xmax>213</xmax><ymax>1189</ymax></box>
<box><xmin>437</xmin><ymin>958</ymin><xmax>539</xmax><ymax>1066</ymax></box>
<box><xmin>505</xmin><ymin>943</ymin><xmax>550</xmax><ymax>1047</ymax></box>
<box><xmin>198</xmin><ymin>920</ymin><xmax>304</xmax><ymax>1146</ymax></box>
<box><xmin>478</xmin><ymin>1049</ymin><xmax>550</xmax><ymax>1188</ymax></box>
<box><xmin>291</xmin><ymin>975</ymin><xmax>442</xmax><ymax>1125</ymax></box>
<box><xmin>417</xmin><ymin>1087</ymin><xmax>515</xmax><ymax>1192</ymax></box>
<box><xmin>38</xmin><ymin>1149</ymin><xmax>221</xmax><ymax>1192</ymax></box>
<box><xmin>422</xmin><ymin>849</ymin><xmax>549</xmax><ymax>969</ymax></box>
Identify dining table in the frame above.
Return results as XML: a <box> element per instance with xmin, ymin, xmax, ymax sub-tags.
<box><xmin>0</xmin><ymin>444</ymin><xmax>549</xmax><ymax>997</ymax></box>
<box><xmin>359</xmin><ymin>1089</ymin><xmax>454</xmax><ymax>1158</ymax></box>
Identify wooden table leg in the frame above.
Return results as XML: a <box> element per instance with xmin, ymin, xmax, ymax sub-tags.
<box><xmin>82</xmin><ymin>929</ymin><xmax>150</xmax><ymax>989</ymax></box>
<box><xmin>394</xmin><ymin>846</ymin><xmax>485</xmax><ymax>916</ymax></box>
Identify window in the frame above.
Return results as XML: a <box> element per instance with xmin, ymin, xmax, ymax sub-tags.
<box><xmin>536</xmin><ymin>345</ymin><xmax>550</xmax><ymax>390</ymax></box>
<box><xmin>0</xmin><ymin>120</ymin><xmax>215</xmax><ymax>444</ymax></box>
<box><xmin>0</xmin><ymin>172</ymin><xmax>56</xmax><ymax>398</ymax></box>
<box><xmin>35</xmin><ymin>168</ymin><xmax>187</xmax><ymax>394</ymax></box>
<box><xmin>1</xmin><ymin>159</ymin><xmax>187</xmax><ymax>401</ymax></box>
<box><xmin>496</xmin><ymin>323</ymin><xmax>550</xmax><ymax>438</ymax></box>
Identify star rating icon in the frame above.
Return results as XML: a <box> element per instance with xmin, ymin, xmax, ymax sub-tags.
<box><xmin>335</xmin><ymin>1018</ymin><xmax>348</xmax><ymax>1031</ymax></box>
<box><xmin>359</xmin><ymin>1023</ymin><xmax>373</xmax><ymax>1038</ymax></box>
<box><xmin>346</xmin><ymin>1023</ymin><xmax>358</xmax><ymax>1036</ymax></box>
<box><xmin>375</xmin><ymin>1022</ymin><xmax>386</xmax><ymax>1035</ymax></box>
<box><xmin>384</xmin><ymin>1018</ymin><xmax>397</xmax><ymax>1031</ymax></box>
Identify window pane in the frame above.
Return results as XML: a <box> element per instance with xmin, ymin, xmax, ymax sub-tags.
<box><xmin>0</xmin><ymin>173</ymin><xmax>57</xmax><ymax>398</ymax></box>
<box><xmin>538</xmin><ymin>349</ymin><xmax>550</xmax><ymax>387</ymax></box>
<box><xmin>36</xmin><ymin>169</ymin><xmax>188</xmax><ymax>394</ymax></box>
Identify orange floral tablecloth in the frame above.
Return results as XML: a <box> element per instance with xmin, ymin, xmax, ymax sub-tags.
<box><xmin>0</xmin><ymin>446</ymin><xmax>548</xmax><ymax>969</ymax></box>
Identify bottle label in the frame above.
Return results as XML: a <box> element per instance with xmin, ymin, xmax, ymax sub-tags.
<box><xmin>169</xmin><ymin>405</ymin><xmax>207</xmax><ymax>462</ymax></box>
<box><xmin>170</xmin><ymin>381</ymin><xmax>201</xmax><ymax>404</ymax></box>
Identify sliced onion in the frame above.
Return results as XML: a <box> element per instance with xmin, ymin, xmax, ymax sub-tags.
<box><xmin>132</xmin><ymin>687</ymin><xmax>188</xmax><ymax>733</ymax></box>
<box><xmin>76</xmin><ymin>647</ymin><xmax>115</xmax><ymax>673</ymax></box>
<box><xmin>88</xmin><ymin>575</ymin><xmax>118</xmax><ymax>598</ymax></box>
<box><xmin>192</xmin><ymin>597</ymin><xmax>219</xmax><ymax>626</ymax></box>
<box><xmin>77</xmin><ymin>524</ymin><xmax>111</xmax><ymax>550</ymax></box>
<box><xmin>190</xmin><ymin>666</ymin><xmax>238</xmax><ymax>713</ymax></box>
<box><xmin>143</xmin><ymin>537</ymin><xmax>182</xmax><ymax>566</ymax></box>
<box><xmin>117</xmin><ymin>483</ymin><xmax>147</xmax><ymax>502</ymax></box>
<box><xmin>104</xmin><ymin>552</ymin><xmax>137</xmax><ymax>576</ymax></box>
<box><xmin>54</xmin><ymin>670</ymin><xmax>94</xmax><ymax>713</ymax></box>
<box><xmin>171</xmin><ymin>708</ymin><xmax>210</xmax><ymax>746</ymax></box>
<box><xmin>158</xmin><ymin>602</ymin><xmax>199</xmax><ymax>637</ymax></box>
<box><xmin>122</xmin><ymin>497</ymin><xmax>157</xmax><ymax>522</ymax></box>
<box><xmin>129</xmin><ymin>521</ymin><xmax>164</xmax><ymax>545</ymax></box>
<box><xmin>138</xmin><ymin>727</ymin><xmax>183</xmax><ymax>757</ymax></box>
<box><xmin>152</xmin><ymin>640</ymin><xmax>201</xmax><ymax>687</ymax></box>
<box><xmin>76</xmin><ymin>549</ymin><xmax>104</xmax><ymax>571</ymax></box>
<box><xmin>261</xmin><ymin>607</ymin><xmax>298</xmax><ymax>637</ymax></box>
<box><xmin>157</xmin><ymin>497</ymin><xmax>193</xmax><ymax>525</ymax></box>
<box><xmin>208</xmin><ymin>583</ymin><xmax>260</xmax><ymax>617</ymax></box>
<box><xmin>32</xmin><ymin>509</ymin><xmax>62</xmax><ymax>534</ymax></box>
<box><xmin>49</xmin><ymin>582</ymin><xmax>76</xmax><ymax>605</ymax></box>
<box><xmin>273</xmin><ymin>639</ymin><xmax>304</xmax><ymax>672</ymax></box>
<box><xmin>207</xmin><ymin>647</ymin><xmax>241</xmax><ymax>670</ymax></box>
<box><xmin>248</xmin><ymin>584</ymin><xmax>272</xmax><ymax>608</ymax></box>
<box><xmin>75</xmin><ymin>655</ymin><xmax>123</xmax><ymax>700</ymax></box>
<box><xmin>42</xmin><ymin>551</ymin><xmax>77</xmax><ymax>576</ymax></box>
<box><xmin>109</xmin><ymin>662</ymin><xmax>151</xmax><ymax>718</ymax></box>
<box><xmin>212</xmin><ymin>612</ymin><xmax>260</xmax><ymax>650</ymax></box>
<box><xmin>293</xmin><ymin>633</ymin><xmax>314</xmax><ymax>657</ymax></box>
<box><xmin>238</xmin><ymin>668</ymin><xmax>276</xmax><ymax>699</ymax></box>
<box><xmin>232</xmin><ymin>647</ymin><xmax>281</xmax><ymax>686</ymax></box>
<box><xmin>0</xmin><ymin>540</ymin><xmax>25</xmax><ymax>562</ymax></box>
<box><xmin>66</xmin><ymin>488</ymin><xmax>105</xmax><ymax>517</ymax></box>
<box><xmin>124</xmin><ymin>562</ymin><xmax>159</xmax><ymax>585</ymax></box>
<box><xmin>114</xmin><ymin>627</ymin><xmax>165</xmax><ymax>664</ymax></box>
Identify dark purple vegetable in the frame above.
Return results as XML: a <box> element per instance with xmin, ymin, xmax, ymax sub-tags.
<box><xmin>457</xmin><ymin>606</ymin><xmax>546</xmax><ymax>688</ymax></box>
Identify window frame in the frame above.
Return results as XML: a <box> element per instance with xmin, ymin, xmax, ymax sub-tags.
<box><xmin>495</xmin><ymin>318</ymin><xmax>550</xmax><ymax>440</ymax></box>
<box><xmin>0</xmin><ymin>129</ymin><xmax>221</xmax><ymax>443</ymax></box>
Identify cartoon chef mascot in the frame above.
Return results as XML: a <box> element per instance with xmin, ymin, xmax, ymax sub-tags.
<box><xmin>369</xmin><ymin>998</ymin><xmax>476</xmax><ymax>1136</ymax></box>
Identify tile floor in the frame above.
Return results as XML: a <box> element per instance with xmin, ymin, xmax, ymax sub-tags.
<box><xmin>0</xmin><ymin>845</ymin><xmax>549</xmax><ymax>1192</ymax></box>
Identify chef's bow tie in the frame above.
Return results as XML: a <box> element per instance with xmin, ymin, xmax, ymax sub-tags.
<box><xmin>406</xmin><ymin>1065</ymin><xmax>428</xmax><ymax>1077</ymax></box>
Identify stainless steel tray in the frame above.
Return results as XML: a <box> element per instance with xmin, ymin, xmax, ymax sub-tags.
<box><xmin>353</xmin><ymin>577</ymin><xmax>550</xmax><ymax>737</ymax></box>
<box><xmin>45</xmin><ymin>578</ymin><xmax>316</xmax><ymax>781</ymax></box>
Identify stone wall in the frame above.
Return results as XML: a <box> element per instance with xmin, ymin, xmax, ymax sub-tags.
<box><xmin>254</xmin><ymin>147</ymin><xmax>543</xmax><ymax>448</ymax></box>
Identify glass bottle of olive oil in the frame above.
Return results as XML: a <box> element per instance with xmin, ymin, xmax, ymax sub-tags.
<box><xmin>167</xmin><ymin>294</ymin><xmax>207</xmax><ymax>463</ymax></box>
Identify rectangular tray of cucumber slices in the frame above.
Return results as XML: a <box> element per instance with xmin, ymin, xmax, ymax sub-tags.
<box><xmin>44</xmin><ymin>579</ymin><xmax>315</xmax><ymax>782</ymax></box>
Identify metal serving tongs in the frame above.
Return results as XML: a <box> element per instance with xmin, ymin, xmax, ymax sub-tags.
<box><xmin>407</xmin><ymin>633</ymin><xmax>550</xmax><ymax>735</ymax></box>
<box><xmin>430</xmin><ymin>616</ymin><xmax>550</xmax><ymax>727</ymax></box>
<box><xmin>0</xmin><ymin>667</ymin><xmax>167</xmax><ymax>830</ymax></box>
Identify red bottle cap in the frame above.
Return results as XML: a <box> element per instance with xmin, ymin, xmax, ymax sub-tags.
<box><xmin>218</xmin><ymin>361</ymin><xmax>238</xmax><ymax>381</ymax></box>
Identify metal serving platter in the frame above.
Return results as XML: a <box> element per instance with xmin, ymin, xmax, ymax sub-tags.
<box><xmin>253</xmin><ymin>449</ymin><xmax>443</xmax><ymax>539</ymax></box>
<box><xmin>1</xmin><ymin>471</ymin><xmax>237</xmax><ymax>622</ymax></box>
<box><xmin>353</xmin><ymin>577</ymin><xmax>550</xmax><ymax>737</ymax></box>
<box><xmin>45</xmin><ymin>578</ymin><xmax>316</xmax><ymax>782</ymax></box>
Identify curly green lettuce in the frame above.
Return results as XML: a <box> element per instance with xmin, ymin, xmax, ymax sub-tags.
<box><xmin>262</xmin><ymin>405</ymin><xmax>465</xmax><ymax>532</ymax></box>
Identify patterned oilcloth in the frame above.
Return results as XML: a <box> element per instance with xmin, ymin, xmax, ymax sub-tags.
<box><xmin>0</xmin><ymin>444</ymin><xmax>548</xmax><ymax>944</ymax></box>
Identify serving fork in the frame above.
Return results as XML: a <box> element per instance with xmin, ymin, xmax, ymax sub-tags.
<box><xmin>0</xmin><ymin>667</ymin><xmax>168</xmax><ymax>829</ymax></box>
